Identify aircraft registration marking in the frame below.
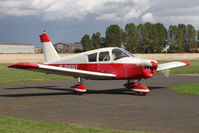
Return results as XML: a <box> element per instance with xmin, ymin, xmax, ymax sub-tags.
<box><xmin>59</xmin><ymin>65</ymin><xmax>77</xmax><ymax>69</ymax></box>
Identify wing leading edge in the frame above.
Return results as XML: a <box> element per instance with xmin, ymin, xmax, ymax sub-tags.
<box><xmin>9</xmin><ymin>62</ymin><xmax>116</xmax><ymax>80</ymax></box>
<box><xmin>157</xmin><ymin>61</ymin><xmax>190</xmax><ymax>71</ymax></box>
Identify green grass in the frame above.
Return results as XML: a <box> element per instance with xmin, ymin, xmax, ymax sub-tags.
<box><xmin>0</xmin><ymin>116</ymin><xmax>149</xmax><ymax>133</ymax></box>
<box><xmin>0</xmin><ymin>64</ymin><xmax>73</xmax><ymax>85</ymax></box>
<box><xmin>170</xmin><ymin>83</ymin><xmax>199</xmax><ymax>96</ymax></box>
<box><xmin>158</xmin><ymin>60</ymin><xmax>199</xmax><ymax>74</ymax></box>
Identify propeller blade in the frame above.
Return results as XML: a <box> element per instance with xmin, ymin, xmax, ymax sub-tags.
<box><xmin>161</xmin><ymin>69</ymin><xmax>170</xmax><ymax>78</ymax></box>
<box><xmin>139</xmin><ymin>59</ymin><xmax>158</xmax><ymax>67</ymax></box>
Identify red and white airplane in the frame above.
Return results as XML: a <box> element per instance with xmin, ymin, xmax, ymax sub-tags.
<box><xmin>9</xmin><ymin>31</ymin><xmax>190</xmax><ymax>96</ymax></box>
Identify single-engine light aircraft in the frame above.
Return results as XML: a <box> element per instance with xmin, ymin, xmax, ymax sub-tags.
<box><xmin>9</xmin><ymin>31</ymin><xmax>190</xmax><ymax>96</ymax></box>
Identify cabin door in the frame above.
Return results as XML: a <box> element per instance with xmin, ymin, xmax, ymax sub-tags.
<box><xmin>97</xmin><ymin>51</ymin><xmax>113</xmax><ymax>73</ymax></box>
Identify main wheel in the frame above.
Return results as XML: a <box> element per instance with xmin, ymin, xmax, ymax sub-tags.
<box><xmin>74</xmin><ymin>91</ymin><xmax>84</xmax><ymax>95</ymax></box>
<box><xmin>71</xmin><ymin>84</ymin><xmax>87</xmax><ymax>95</ymax></box>
<box><xmin>136</xmin><ymin>92</ymin><xmax>147</xmax><ymax>96</ymax></box>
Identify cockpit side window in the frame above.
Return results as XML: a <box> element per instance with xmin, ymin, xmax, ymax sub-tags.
<box><xmin>99</xmin><ymin>51</ymin><xmax>110</xmax><ymax>62</ymax></box>
<box><xmin>88</xmin><ymin>53</ymin><xmax>97</xmax><ymax>62</ymax></box>
<box><xmin>112</xmin><ymin>49</ymin><xmax>129</xmax><ymax>61</ymax></box>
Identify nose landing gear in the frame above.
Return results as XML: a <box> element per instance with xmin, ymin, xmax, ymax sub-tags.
<box><xmin>124</xmin><ymin>80</ymin><xmax>149</xmax><ymax>96</ymax></box>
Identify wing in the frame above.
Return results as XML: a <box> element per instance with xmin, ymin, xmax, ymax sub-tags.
<box><xmin>157</xmin><ymin>61</ymin><xmax>190</xmax><ymax>71</ymax></box>
<box><xmin>8</xmin><ymin>62</ymin><xmax>116</xmax><ymax>80</ymax></box>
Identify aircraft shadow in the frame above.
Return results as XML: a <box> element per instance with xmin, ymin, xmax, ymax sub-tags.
<box><xmin>86</xmin><ymin>88</ymin><xmax>133</xmax><ymax>95</ymax></box>
<box><xmin>4</xmin><ymin>86</ymin><xmax>63</xmax><ymax>90</ymax></box>
<box><xmin>0</xmin><ymin>92</ymin><xmax>73</xmax><ymax>97</ymax></box>
<box><xmin>0</xmin><ymin>86</ymin><xmax>166</xmax><ymax>97</ymax></box>
<box><xmin>149</xmin><ymin>86</ymin><xmax>166</xmax><ymax>90</ymax></box>
<box><xmin>1</xmin><ymin>86</ymin><xmax>74</xmax><ymax>97</ymax></box>
<box><xmin>86</xmin><ymin>86</ymin><xmax>165</xmax><ymax>95</ymax></box>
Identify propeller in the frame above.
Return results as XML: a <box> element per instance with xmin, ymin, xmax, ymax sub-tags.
<box><xmin>139</xmin><ymin>59</ymin><xmax>158</xmax><ymax>78</ymax></box>
<box><xmin>160</xmin><ymin>69</ymin><xmax>171</xmax><ymax>78</ymax></box>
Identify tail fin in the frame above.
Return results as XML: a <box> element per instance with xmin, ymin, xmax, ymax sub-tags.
<box><xmin>40</xmin><ymin>30</ymin><xmax>60</xmax><ymax>63</ymax></box>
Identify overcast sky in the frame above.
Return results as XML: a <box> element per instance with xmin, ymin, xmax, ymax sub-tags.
<box><xmin>0</xmin><ymin>0</ymin><xmax>199</xmax><ymax>47</ymax></box>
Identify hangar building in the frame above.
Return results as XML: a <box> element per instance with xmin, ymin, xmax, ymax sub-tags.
<box><xmin>54</xmin><ymin>42</ymin><xmax>83</xmax><ymax>52</ymax></box>
<box><xmin>0</xmin><ymin>42</ymin><xmax>35</xmax><ymax>53</ymax></box>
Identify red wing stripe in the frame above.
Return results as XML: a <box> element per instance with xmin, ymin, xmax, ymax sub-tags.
<box><xmin>177</xmin><ymin>61</ymin><xmax>190</xmax><ymax>66</ymax></box>
<box><xmin>8</xmin><ymin>62</ymin><xmax>39</xmax><ymax>69</ymax></box>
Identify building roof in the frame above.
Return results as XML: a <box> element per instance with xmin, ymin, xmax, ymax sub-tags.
<box><xmin>0</xmin><ymin>42</ymin><xmax>34</xmax><ymax>46</ymax></box>
<box><xmin>54</xmin><ymin>42</ymin><xmax>83</xmax><ymax>49</ymax></box>
<box><xmin>54</xmin><ymin>42</ymin><xmax>81</xmax><ymax>46</ymax></box>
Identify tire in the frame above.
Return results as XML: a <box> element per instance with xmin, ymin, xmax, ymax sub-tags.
<box><xmin>137</xmin><ymin>92</ymin><xmax>147</xmax><ymax>96</ymax></box>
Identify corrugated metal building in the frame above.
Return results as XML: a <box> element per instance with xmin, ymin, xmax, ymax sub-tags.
<box><xmin>0</xmin><ymin>42</ymin><xmax>35</xmax><ymax>53</ymax></box>
<box><xmin>54</xmin><ymin>42</ymin><xmax>83</xmax><ymax>52</ymax></box>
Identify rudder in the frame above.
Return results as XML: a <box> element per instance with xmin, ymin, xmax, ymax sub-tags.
<box><xmin>40</xmin><ymin>30</ymin><xmax>60</xmax><ymax>63</ymax></box>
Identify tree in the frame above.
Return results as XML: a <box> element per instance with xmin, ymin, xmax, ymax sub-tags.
<box><xmin>143</xmin><ymin>22</ymin><xmax>154</xmax><ymax>53</ymax></box>
<box><xmin>168</xmin><ymin>24</ymin><xmax>197</xmax><ymax>53</ymax></box>
<box><xmin>137</xmin><ymin>24</ymin><xmax>148</xmax><ymax>53</ymax></box>
<box><xmin>100</xmin><ymin>37</ymin><xmax>107</xmax><ymax>48</ymax></box>
<box><xmin>185</xmin><ymin>24</ymin><xmax>197</xmax><ymax>52</ymax></box>
<box><xmin>105</xmin><ymin>24</ymin><xmax>125</xmax><ymax>47</ymax></box>
<box><xmin>138</xmin><ymin>22</ymin><xmax>159</xmax><ymax>53</ymax></box>
<box><xmin>168</xmin><ymin>25</ymin><xmax>178</xmax><ymax>52</ymax></box>
<box><xmin>150</xmin><ymin>24</ymin><xmax>159</xmax><ymax>53</ymax></box>
<box><xmin>176</xmin><ymin>24</ymin><xmax>186</xmax><ymax>52</ymax></box>
<box><xmin>154</xmin><ymin>23</ymin><xmax>168</xmax><ymax>52</ymax></box>
<box><xmin>124</xmin><ymin>23</ymin><xmax>139</xmax><ymax>53</ymax></box>
<box><xmin>91</xmin><ymin>32</ymin><xmax>101</xmax><ymax>49</ymax></box>
<box><xmin>81</xmin><ymin>23</ymin><xmax>198</xmax><ymax>53</ymax></box>
<box><xmin>80</xmin><ymin>34</ymin><xmax>91</xmax><ymax>51</ymax></box>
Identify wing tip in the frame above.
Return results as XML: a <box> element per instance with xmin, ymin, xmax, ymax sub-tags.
<box><xmin>8</xmin><ymin>62</ymin><xmax>39</xmax><ymax>69</ymax></box>
<box><xmin>177</xmin><ymin>61</ymin><xmax>190</xmax><ymax>66</ymax></box>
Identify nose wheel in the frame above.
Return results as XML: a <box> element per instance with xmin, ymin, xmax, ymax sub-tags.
<box><xmin>124</xmin><ymin>80</ymin><xmax>149</xmax><ymax>96</ymax></box>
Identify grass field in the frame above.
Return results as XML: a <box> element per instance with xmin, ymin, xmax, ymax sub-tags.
<box><xmin>170</xmin><ymin>83</ymin><xmax>199</xmax><ymax>96</ymax></box>
<box><xmin>0</xmin><ymin>64</ymin><xmax>73</xmax><ymax>85</ymax></box>
<box><xmin>0</xmin><ymin>116</ymin><xmax>149</xmax><ymax>133</ymax></box>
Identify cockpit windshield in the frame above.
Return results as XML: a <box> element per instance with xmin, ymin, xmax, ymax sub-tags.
<box><xmin>122</xmin><ymin>49</ymin><xmax>134</xmax><ymax>57</ymax></box>
<box><xmin>112</xmin><ymin>48</ymin><xmax>134</xmax><ymax>61</ymax></box>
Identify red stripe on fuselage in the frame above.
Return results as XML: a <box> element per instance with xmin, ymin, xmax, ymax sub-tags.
<box><xmin>49</xmin><ymin>63</ymin><xmax>151</xmax><ymax>80</ymax></box>
<box><xmin>8</xmin><ymin>62</ymin><xmax>39</xmax><ymax>69</ymax></box>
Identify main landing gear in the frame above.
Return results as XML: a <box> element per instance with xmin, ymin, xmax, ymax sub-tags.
<box><xmin>71</xmin><ymin>78</ymin><xmax>149</xmax><ymax>96</ymax></box>
<box><xmin>124</xmin><ymin>80</ymin><xmax>149</xmax><ymax>96</ymax></box>
<box><xmin>71</xmin><ymin>78</ymin><xmax>87</xmax><ymax>95</ymax></box>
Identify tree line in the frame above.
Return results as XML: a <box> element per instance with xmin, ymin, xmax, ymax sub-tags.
<box><xmin>81</xmin><ymin>22</ymin><xmax>199</xmax><ymax>53</ymax></box>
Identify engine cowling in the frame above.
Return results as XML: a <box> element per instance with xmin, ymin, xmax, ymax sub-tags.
<box><xmin>141</xmin><ymin>61</ymin><xmax>158</xmax><ymax>78</ymax></box>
